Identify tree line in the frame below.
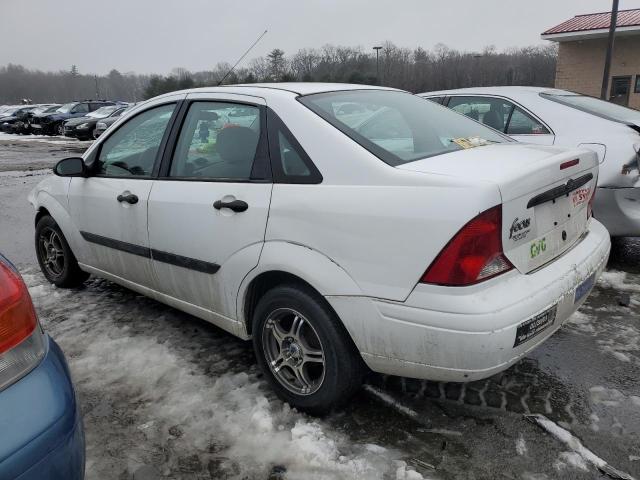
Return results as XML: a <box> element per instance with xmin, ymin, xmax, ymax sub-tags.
<box><xmin>0</xmin><ymin>42</ymin><xmax>557</xmax><ymax>104</ymax></box>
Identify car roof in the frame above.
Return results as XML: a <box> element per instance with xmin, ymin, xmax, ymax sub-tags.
<box><xmin>421</xmin><ymin>86</ymin><xmax>572</xmax><ymax>97</ymax></box>
<box><xmin>155</xmin><ymin>82</ymin><xmax>401</xmax><ymax>99</ymax></box>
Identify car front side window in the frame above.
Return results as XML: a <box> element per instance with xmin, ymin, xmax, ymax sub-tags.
<box><xmin>169</xmin><ymin>101</ymin><xmax>261</xmax><ymax>180</ymax></box>
<box><xmin>96</xmin><ymin>103</ymin><xmax>176</xmax><ymax>178</ymax></box>
<box><xmin>447</xmin><ymin>96</ymin><xmax>515</xmax><ymax>132</ymax></box>
<box><xmin>72</xmin><ymin>103</ymin><xmax>89</xmax><ymax>114</ymax></box>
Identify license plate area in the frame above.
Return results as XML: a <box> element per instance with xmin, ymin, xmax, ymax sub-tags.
<box><xmin>574</xmin><ymin>273</ymin><xmax>596</xmax><ymax>304</ymax></box>
<box><xmin>514</xmin><ymin>305</ymin><xmax>557</xmax><ymax>348</ymax></box>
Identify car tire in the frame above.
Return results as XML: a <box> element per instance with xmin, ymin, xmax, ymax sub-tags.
<box><xmin>35</xmin><ymin>216</ymin><xmax>89</xmax><ymax>288</ymax></box>
<box><xmin>55</xmin><ymin>123</ymin><xmax>64</xmax><ymax>136</ymax></box>
<box><xmin>252</xmin><ymin>284</ymin><xmax>365</xmax><ymax>415</ymax></box>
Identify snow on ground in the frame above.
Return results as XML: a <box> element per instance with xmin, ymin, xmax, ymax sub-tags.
<box><xmin>527</xmin><ymin>414</ymin><xmax>636</xmax><ymax>480</ymax></box>
<box><xmin>554</xmin><ymin>451</ymin><xmax>589</xmax><ymax>472</ymax></box>
<box><xmin>24</xmin><ymin>271</ymin><xmax>428</xmax><ymax>480</ymax></box>
<box><xmin>0</xmin><ymin>132</ymin><xmax>93</xmax><ymax>145</ymax></box>
<box><xmin>565</xmin><ymin>271</ymin><xmax>640</xmax><ymax>366</ymax></box>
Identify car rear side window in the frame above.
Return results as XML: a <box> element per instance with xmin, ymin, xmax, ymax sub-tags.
<box><xmin>299</xmin><ymin>90</ymin><xmax>507</xmax><ymax>166</ymax></box>
<box><xmin>97</xmin><ymin>103</ymin><xmax>176</xmax><ymax>177</ymax></box>
<box><xmin>169</xmin><ymin>102</ymin><xmax>262</xmax><ymax>180</ymax></box>
<box><xmin>266</xmin><ymin>108</ymin><xmax>322</xmax><ymax>183</ymax></box>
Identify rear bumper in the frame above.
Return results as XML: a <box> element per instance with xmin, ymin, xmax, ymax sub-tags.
<box><xmin>0</xmin><ymin>336</ymin><xmax>85</xmax><ymax>480</ymax></box>
<box><xmin>594</xmin><ymin>186</ymin><xmax>640</xmax><ymax>237</ymax></box>
<box><xmin>328</xmin><ymin>219</ymin><xmax>611</xmax><ymax>382</ymax></box>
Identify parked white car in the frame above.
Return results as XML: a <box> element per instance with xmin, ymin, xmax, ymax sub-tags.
<box><xmin>29</xmin><ymin>84</ymin><xmax>610</xmax><ymax>413</ymax></box>
<box><xmin>421</xmin><ymin>87</ymin><xmax>640</xmax><ymax>237</ymax></box>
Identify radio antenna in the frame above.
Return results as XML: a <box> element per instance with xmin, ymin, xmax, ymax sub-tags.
<box><xmin>217</xmin><ymin>29</ymin><xmax>268</xmax><ymax>86</ymax></box>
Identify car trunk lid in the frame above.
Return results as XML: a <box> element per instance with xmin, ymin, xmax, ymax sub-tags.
<box><xmin>398</xmin><ymin>143</ymin><xmax>598</xmax><ymax>274</ymax></box>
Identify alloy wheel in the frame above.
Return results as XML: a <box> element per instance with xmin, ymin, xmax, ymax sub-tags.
<box><xmin>38</xmin><ymin>227</ymin><xmax>65</xmax><ymax>277</ymax></box>
<box><xmin>261</xmin><ymin>308</ymin><xmax>325</xmax><ymax>395</ymax></box>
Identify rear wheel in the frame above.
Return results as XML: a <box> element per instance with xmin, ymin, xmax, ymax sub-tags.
<box><xmin>55</xmin><ymin>123</ymin><xmax>64</xmax><ymax>136</ymax></box>
<box><xmin>35</xmin><ymin>216</ymin><xmax>89</xmax><ymax>287</ymax></box>
<box><xmin>252</xmin><ymin>284</ymin><xmax>365</xmax><ymax>415</ymax></box>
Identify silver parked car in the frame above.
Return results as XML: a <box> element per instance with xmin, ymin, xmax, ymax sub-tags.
<box><xmin>422</xmin><ymin>87</ymin><xmax>640</xmax><ymax>237</ymax></box>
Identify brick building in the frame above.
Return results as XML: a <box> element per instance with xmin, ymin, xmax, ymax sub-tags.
<box><xmin>542</xmin><ymin>8</ymin><xmax>640</xmax><ymax>109</ymax></box>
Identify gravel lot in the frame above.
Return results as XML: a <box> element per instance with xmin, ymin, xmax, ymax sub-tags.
<box><xmin>1</xmin><ymin>136</ymin><xmax>639</xmax><ymax>480</ymax></box>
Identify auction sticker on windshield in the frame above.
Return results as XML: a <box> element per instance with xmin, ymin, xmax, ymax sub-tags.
<box><xmin>513</xmin><ymin>305</ymin><xmax>557</xmax><ymax>347</ymax></box>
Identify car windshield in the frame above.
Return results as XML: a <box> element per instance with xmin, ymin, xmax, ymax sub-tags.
<box><xmin>56</xmin><ymin>103</ymin><xmax>75</xmax><ymax>113</ymax></box>
<box><xmin>299</xmin><ymin>90</ymin><xmax>508</xmax><ymax>166</ymax></box>
<box><xmin>540</xmin><ymin>92</ymin><xmax>640</xmax><ymax>124</ymax></box>
<box><xmin>87</xmin><ymin>106</ymin><xmax>118</xmax><ymax>118</ymax></box>
<box><xmin>44</xmin><ymin>105</ymin><xmax>61</xmax><ymax>113</ymax></box>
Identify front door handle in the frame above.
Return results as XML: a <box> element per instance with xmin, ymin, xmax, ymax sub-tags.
<box><xmin>117</xmin><ymin>193</ymin><xmax>139</xmax><ymax>204</ymax></box>
<box><xmin>213</xmin><ymin>199</ymin><xmax>248</xmax><ymax>212</ymax></box>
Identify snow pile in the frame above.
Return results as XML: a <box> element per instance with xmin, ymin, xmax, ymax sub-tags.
<box><xmin>25</xmin><ymin>273</ymin><xmax>429</xmax><ymax>479</ymax></box>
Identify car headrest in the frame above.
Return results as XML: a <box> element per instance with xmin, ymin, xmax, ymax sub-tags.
<box><xmin>216</xmin><ymin>126</ymin><xmax>259</xmax><ymax>164</ymax></box>
<box><xmin>483</xmin><ymin>108</ymin><xmax>504</xmax><ymax>131</ymax></box>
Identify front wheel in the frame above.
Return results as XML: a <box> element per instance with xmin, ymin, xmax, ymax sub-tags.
<box><xmin>55</xmin><ymin>123</ymin><xmax>64</xmax><ymax>136</ymax></box>
<box><xmin>35</xmin><ymin>216</ymin><xmax>89</xmax><ymax>287</ymax></box>
<box><xmin>252</xmin><ymin>284</ymin><xmax>365</xmax><ymax>415</ymax></box>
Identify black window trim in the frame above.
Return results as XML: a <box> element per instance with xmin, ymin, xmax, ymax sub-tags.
<box><xmin>635</xmin><ymin>75</ymin><xmax>640</xmax><ymax>94</ymax></box>
<box><xmin>156</xmin><ymin>98</ymin><xmax>272</xmax><ymax>184</ymax></box>
<box><xmin>266</xmin><ymin>107</ymin><xmax>323</xmax><ymax>184</ymax></box>
<box><xmin>444</xmin><ymin>94</ymin><xmax>554</xmax><ymax>137</ymax></box>
<box><xmin>86</xmin><ymin>100</ymin><xmax>182</xmax><ymax>180</ymax></box>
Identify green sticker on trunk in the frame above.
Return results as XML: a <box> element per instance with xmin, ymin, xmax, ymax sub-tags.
<box><xmin>530</xmin><ymin>237</ymin><xmax>546</xmax><ymax>259</ymax></box>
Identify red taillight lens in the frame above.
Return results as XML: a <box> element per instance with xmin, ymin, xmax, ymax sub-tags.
<box><xmin>0</xmin><ymin>261</ymin><xmax>37</xmax><ymax>354</ymax></box>
<box><xmin>420</xmin><ymin>205</ymin><xmax>514</xmax><ymax>286</ymax></box>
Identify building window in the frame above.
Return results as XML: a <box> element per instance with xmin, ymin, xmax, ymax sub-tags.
<box><xmin>635</xmin><ymin>75</ymin><xmax>640</xmax><ymax>94</ymax></box>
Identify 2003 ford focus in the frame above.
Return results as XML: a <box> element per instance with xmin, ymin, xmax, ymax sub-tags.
<box><xmin>29</xmin><ymin>84</ymin><xmax>611</xmax><ymax>413</ymax></box>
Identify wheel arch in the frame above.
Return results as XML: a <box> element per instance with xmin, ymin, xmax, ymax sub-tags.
<box><xmin>32</xmin><ymin>190</ymin><xmax>85</xmax><ymax>261</ymax></box>
<box><xmin>237</xmin><ymin>241</ymin><xmax>364</xmax><ymax>338</ymax></box>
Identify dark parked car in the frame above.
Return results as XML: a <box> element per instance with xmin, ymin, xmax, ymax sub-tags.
<box><xmin>9</xmin><ymin>104</ymin><xmax>60</xmax><ymax>135</ymax></box>
<box><xmin>93</xmin><ymin>104</ymin><xmax>135</xmax><ymax>138</ymax></box>
<box><xmin>31</xmin><ymin>100</ymin><xmax>115</xmax><ymax>136</ymax></box>
<box><xmin>63</xmin><ymin>105</ymin><xmax>127</xmax><ymax>140</ymax></box>
<box><xmin>0</xmin><ymin>106</ymin><xmax>36</xmax><ymax>133</ymax></box>
<box><xmin>0</xmin><ymin>253</ymin><xmax>85</xmax><ymax>479</ymax></box>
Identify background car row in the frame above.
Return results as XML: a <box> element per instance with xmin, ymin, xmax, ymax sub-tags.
<box><xmin>0</xmin><ymin>100</ymin><xmax>133</xmax><ymax>139</ymax></box>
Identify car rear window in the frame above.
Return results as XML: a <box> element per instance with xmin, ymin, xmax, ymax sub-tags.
<box><xmin>540</xmin><ymin>92</ymin><xmax>640</xmax><ymax>124</ymax></box>
<box><xmin>298</xmin><ymin>90</ymin><xmax>508</xmax><ymax>166</ymax></box>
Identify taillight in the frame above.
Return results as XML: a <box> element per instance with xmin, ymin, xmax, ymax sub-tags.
<box><xmin>0</xmin><ymin>256</ymin><xmax>45</xmax><ymax>391</ymax></box>
<box><xmin>420</xmin><ymin>205</ymin><xmax>513</xmax><ymax>286</ymax></box>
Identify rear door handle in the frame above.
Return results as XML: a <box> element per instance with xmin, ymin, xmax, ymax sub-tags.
<box><xmin>117</xmin><ymin>193</ymin><xmax>139</xmax><ymax>204</ymax></box>
<box><xmin>213</xmin><ymin>199</ymin><xmax>248</xmax><ymax>212</ymax></box>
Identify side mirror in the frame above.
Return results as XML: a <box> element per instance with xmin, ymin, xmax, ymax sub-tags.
<box><xmin>54</xmin><ymin>157</ymin><xmax>86</xmax><ymax>177</ymax></box>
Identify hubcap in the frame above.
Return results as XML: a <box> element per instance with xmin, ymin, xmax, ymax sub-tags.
<box><xmin>261</xmin><ymin>308</ymin><xmax>325</xmax><ymax>395</ymax></box>
<box><xmin>38</xmin><ymin>228</ymin><xmax>65</xmax><ymax>277</ymax></box>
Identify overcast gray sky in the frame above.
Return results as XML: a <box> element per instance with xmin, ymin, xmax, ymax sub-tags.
<box><xmin>2</xmin><ymin>0</ymin><xmax>640</xmax><ymax>75</ymax></box>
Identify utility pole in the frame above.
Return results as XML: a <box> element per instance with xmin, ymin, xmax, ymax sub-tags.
<box><xmin>601</xmin><ymin>0</ymin><xmax>619</xmax><ymax>100</ymax></box>
<box><xmin>373</xmin><ymin>46</ymin><xmax>382</xmax><ymax>85</ymax></box>
<box><xmin>94</xmin><ymin>75</ymin><xmax>100</xmax><ymax>99</ymax></box>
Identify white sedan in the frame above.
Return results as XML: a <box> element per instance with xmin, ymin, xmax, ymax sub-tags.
<box><xmin>421</xmin><ymin>87</ymin><xmax>640</xmax><ymax>237</ymax></box>
<box><xmin>29</xmin><ymin>83</ymin><xmax>610</xmax><ymax>413</ymax></box>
